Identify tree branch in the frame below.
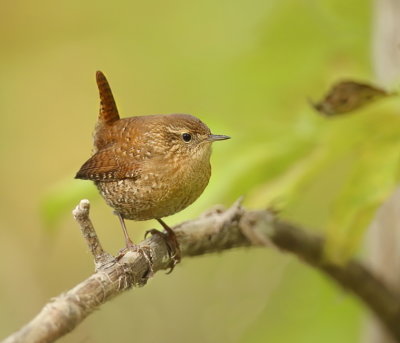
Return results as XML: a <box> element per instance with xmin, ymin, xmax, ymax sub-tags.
<box><xmin>3</xmin><ymin>199</ymin><xmax>400</xmax><ymax>343</ymax></box>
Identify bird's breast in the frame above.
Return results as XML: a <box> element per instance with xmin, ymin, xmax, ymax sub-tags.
<box><xmin>95</xmin><ymin>156</ymin><xmax>211</xmax><ymax>221</ymax></box>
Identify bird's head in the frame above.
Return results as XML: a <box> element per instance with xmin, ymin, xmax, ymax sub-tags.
<box><xmin>145</xmin><ymin>114</ymin><xmax>230</xmax><ymax>162</ymax></box>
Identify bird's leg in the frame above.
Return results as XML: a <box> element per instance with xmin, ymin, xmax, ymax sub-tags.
<box><xmin>116</xmin><ymin>212</ymin><xmax>135</xmax><ymax>249</ymax></box>
<box><xmin>145</xmin><ymin>218</ymin><xmax>181</xmax><ymax>273</ymax></box>
<box><xmin>114</xmin><ymin>212</ymin><xmax>153</xmax><ymax>275</ymax></box>
<box><xmin>156</xmin><ymin>219</ymin><xmax>181</xmax><ymax>263</ymax></box>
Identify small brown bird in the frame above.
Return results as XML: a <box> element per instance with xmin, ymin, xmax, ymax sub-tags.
<box><xmin>76</xmin><ymin>71</ymin><xmax>230</xmax><ymax>267</ymax></box>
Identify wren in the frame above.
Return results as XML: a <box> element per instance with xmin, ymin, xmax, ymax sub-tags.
<box><xmin>75</xmin><ymin>71</ymin><xmax>230</xmax><ymax>267</ymax></box>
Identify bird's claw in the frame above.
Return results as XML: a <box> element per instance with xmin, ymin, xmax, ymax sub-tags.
<box><xmin>116</xmin><ymin>243</ymin><xmax>154</xmax><ymax>277</ymax></box>
<box><xmin>145</xmin><ymin>228</ymin><xmax>181</xmax><ymax>274</ymax></box>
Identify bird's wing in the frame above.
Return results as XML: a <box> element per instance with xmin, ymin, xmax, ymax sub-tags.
<box><xmin>75</xmin><ymin>148</ymin><xmax>140</xmax><ymax>181</ymax></box>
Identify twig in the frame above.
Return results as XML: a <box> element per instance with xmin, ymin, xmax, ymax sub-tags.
<box><xmin>72</xmin><ymin>199</ymin><xmax>114</xmax><ymax>269</ymax></box>
<box><xmin>3</xmin><ymin>199</ymin><xmax>400</xmax><ymax>343</ymax></box>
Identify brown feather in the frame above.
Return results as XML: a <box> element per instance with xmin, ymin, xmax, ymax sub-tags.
<box><xmin>75</xmin><ymin>148</ymin><xmax>139</xmax><ymax>181</ymax></box>
<box><xmin>96</xmin><ymin>71</ymin><xmax>120</xmax><ymax>124</ymax></box>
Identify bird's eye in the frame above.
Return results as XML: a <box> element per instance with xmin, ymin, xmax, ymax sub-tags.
<box><xmin>182</xmin><ymin>132</ymin><xmax>192</xmax><ymax>142</ymax></box>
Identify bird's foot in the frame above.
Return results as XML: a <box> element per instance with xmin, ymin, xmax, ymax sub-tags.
<box><xmin>116</xmin><ymin>242</ymin><xmax>154</xmax><ymax>277</ymax></box>
<box><xmin>145</xmin><ymin>228</ymin><xmax>181</xmax><ymax>274</ymax></box>
<box><xmin>116</xmin><ymin>237</ymin><xmax>136</xmax><ymax>259</ymax></box>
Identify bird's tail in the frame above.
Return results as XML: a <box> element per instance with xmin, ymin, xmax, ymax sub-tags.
<box><xmin>96</xmin><ymin>70</ymin><xmax>120</xmax><ymax>124</ymax></box>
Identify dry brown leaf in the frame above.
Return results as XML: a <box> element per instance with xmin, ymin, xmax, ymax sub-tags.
<box><xmin>311</xmin><ymin>81</ymin><xmax>394</xmax><ymax>116</ymax></box>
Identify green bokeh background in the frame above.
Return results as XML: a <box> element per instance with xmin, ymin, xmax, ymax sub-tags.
<box><xmin>1</xmin><ymin>1</ymin><xmax>399</xmax><ymax>342</ymax></box>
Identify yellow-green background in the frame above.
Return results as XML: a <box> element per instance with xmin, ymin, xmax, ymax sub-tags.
<box><xmin>1</xmin><ymin>1</ymin><xmax>399</xmax><ymax>342</ymax></box>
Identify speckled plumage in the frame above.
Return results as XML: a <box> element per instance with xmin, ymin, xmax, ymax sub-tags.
<box><xmin>93</xmin><ymin>114</ymin><xmax>213</xmax><ymax>220</ymax></box>
<box><xmin>76</xmin><ymin>71</ymin><xmax>228</xmax><ymax>223</ymax></box>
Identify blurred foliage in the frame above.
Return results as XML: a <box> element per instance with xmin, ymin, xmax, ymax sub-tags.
<box><xmin>249</xmin><ymin>102</ymin><xmax>400</xmax><ymax>262</ymax></box>
<box><xmin>1</xmin><ymin>0</ymin><xmax>398</xmax><ymax>342</ymax></box>
<box><xmin>40</xmin><ymin>179</ymin><xmax>98</xmax><ymax>230</ymax></box>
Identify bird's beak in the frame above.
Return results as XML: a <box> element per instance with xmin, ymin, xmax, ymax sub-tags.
<box><xmin>208</xmin><ymin>134</ymin><xmax>231</xmax><ymax>142</ymax></box>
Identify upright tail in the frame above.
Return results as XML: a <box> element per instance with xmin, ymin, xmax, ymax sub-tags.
<box><xmin>96</xmin><ymin>71</ymin><xmax>120</xmax><ymax>124</ymax></box>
